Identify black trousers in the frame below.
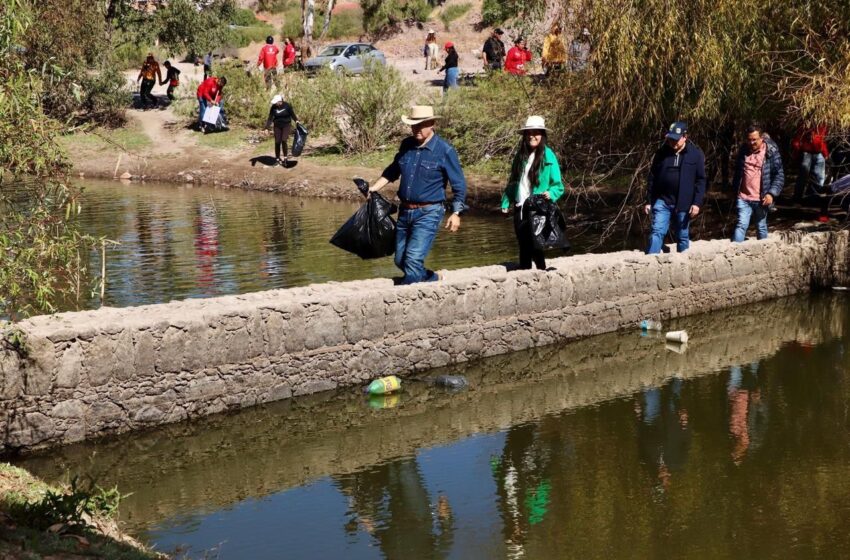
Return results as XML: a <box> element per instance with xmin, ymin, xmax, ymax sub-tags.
<box><xmin>140</xmin><ymin>78</ymin><xmax>156</xmax><ymax>106</ymax></box>
<box><xmin>274</xmin><ymin>122</ymin><xmax>292</xmax><ymax>159</ymax></box>
<box><xmin>513</xmin><ymin>207</ymin><xmax>546</xmax><ymax>270</ymax></box>
<box><xmin>166</xmin><ymin>83</ymin><xmax>177</xmax><ymax>100</ymax></box>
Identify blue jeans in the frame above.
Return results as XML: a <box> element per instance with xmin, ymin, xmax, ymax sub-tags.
<box><xmin>794</xmin><ymin>152</ymin><xmax>826</xmax><ymax>200</ymax></box>
<box><xmin>733</xmin><ymin>198</ymin><xmax>768</xmax><ymax>242</ymax></box>
<box><xmin>646</xmin><ymin>199</ymin><xmax>690</xmax><ymax>254</ymax></box>
<box><xmin>443</xmin><ymin>67</ymin><xmax>459</xmax><ymax>91</ymax></box>
<box><xmin>395</xmin><ymin>203</ymin><xmax>445</xmax><ymax>284</ymax></box>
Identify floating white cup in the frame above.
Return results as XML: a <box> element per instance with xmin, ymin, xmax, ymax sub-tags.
<box><xmin>665</xmin><ymin>330</ymin><xmax>689</xmax><ymax>343</ymax></box>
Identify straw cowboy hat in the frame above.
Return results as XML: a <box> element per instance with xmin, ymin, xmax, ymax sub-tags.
<box><xmin>517</xmin><ymin>115</ymin><xmax>548</xmax><ymax>132</ymax></box>
<box><xmin>401</xmin><ymin>105</ymin><xmax>442</xmax><ymax>126</ymax></box>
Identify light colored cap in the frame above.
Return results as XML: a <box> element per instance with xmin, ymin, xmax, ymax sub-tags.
<box><xmin>271</xmin><ymin>94</ymin><xmax>283</xmax><ymax>105</ymax></box>
<box><xmin>428</xmin><ymin>29</ymin><xmax>436</xmax><ymax>34</ymax></box>
<box><xmin>518</xmin><ymin>115</ymin><xmax>548</xmax><ymax>132</ymax></box>
<box><xmin>402</xmin><ymin>105</ymin><xmax>441</xmax><ymax>125</ymax></box>
<box><xmin>582</xmin><ymin>28</ymin><xmax>591</xmax><ymax>36</ymax></box>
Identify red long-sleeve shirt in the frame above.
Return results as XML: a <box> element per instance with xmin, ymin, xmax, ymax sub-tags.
<box><xmin>791</xmin><ymin>125</ymin><xmax>829</xmax><ymax>159</ymax></box>
<box><xmin>197</xmin><ymin>77</ymin><xmax>222</xmax><ymax>103</ymax></box>
<box><xmin>505</xmin><ymin>46</ymin><xmax>532</xmax><ymax>75</ymax></box>
<box><xmin>258</xmin><ymin>44</ymin><xmax>280</xmax><ymax>69</ymax></box>
<box><xmin>283</xmin><ymin>43</ymin><xmax>296</xmax><ymax>67</ymax></box>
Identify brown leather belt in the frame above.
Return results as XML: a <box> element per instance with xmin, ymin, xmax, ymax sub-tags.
<box><xmin>400</xmin><ymin>201</ymin><xmax>442</xmax><ymax>210</ymax></box>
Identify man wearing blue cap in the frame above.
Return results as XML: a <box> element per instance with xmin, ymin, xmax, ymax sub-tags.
<box><xmin>643</xmin><ymin>121</ymin><xmax>706</xmax><ymax>254</ymax></box>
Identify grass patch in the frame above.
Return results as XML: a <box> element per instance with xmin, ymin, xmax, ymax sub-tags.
<box><xmin>60</xmin><ymin>123</ymin><xmax>152</xmax><ymax>154</ymax></box>
<box><xmin>196</xmin><ymin>125</ymin><xmax>254</xmax><ymax>150</ymax></box>
<box><xmin>440</xmin><ymin>2</ymin><xmax>471</xmax><ymax>31</ymax></box>
<box><xmin>0</xmin><ymin>463</ymin><xmax>162</xmax><ymax>560</ymax></box>
<box><xmin>309</xmin><ymin>145</ymin><xmax>398</xmax><ymax>169</ymax></box>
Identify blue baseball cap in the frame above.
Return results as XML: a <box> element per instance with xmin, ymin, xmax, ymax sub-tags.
<box><xmin>665</xmin><ymin>121</ymin><xmax>688</xmax><ymax>140</ymax></box>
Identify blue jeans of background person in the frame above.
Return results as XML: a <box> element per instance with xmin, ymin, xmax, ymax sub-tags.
<box><xmin>646</xmin><ymin>199</ymin><xmax>690</xmax><ymax>254</ymax></box>
<box><xmin>793</xmin><ymin>152</ymin><xmax>826</xmax><ymax>200</ymax></box>
<box><xmin>733</xmin><ymin>198</ymin><xmax>769</xmax><ymax>242</ymax></box>
<box><xmin>443</xmin><ymin>67</ymin><xmax>459</xmax><ymax>92</ymax></box>
<box><xmin>395</xmin><ymin>203</ymin><xmax>445</xmax><ymax>284</ymax></box>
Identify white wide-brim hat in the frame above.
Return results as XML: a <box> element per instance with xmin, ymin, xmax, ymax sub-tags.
<box><xmin>402</xmin><ymin>105</ymin><xmax>442</xmax><ymax>125</ymax></box>
<box><xmin>518</xmin><ymin>115</ymin><xmax>548</xmax><ymax>132</ymax></box>
<box><xmin>271</xmin><ymin>94</ymin><xmax>283</xmax><ymax>105</ymax></box>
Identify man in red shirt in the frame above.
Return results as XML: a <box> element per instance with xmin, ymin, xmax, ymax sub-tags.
<box><xmin>196</xmin><ymin>76</ymin><xmax>227</xmax><ymax>132</ymax></box>
<box><xmin>258</xmin><ymin>35</ymin><xmax>280</xmax><ymax>88</ymax></box>
<box><xmin>505</xmin><ymin>37</ymin><xmax>532</xmax><ymax>75</ymax></box>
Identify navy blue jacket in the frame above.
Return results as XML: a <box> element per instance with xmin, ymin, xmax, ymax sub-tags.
<box><xmin>732</xmin><ymin>137</ymin><xmax>785</xmax><ymax>199</ymax></box>
<box><xmin>646</xmin><ymin>140</ymin><xmax>707</xmax><ymax>212</ymax></box>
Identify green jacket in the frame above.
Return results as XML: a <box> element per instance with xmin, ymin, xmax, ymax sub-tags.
<box><xmin>501</xmin><ymin>146</ymin><xmax>565</xmax><ymax>210</ymax></box>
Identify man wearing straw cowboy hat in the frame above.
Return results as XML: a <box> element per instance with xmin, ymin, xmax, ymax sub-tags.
<box><xmin>370</xmin><ymin>105</ymin><xmax>467</xmax><ymax>284</ymax></box>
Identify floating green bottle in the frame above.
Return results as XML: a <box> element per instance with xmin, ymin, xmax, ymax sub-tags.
<box><xmin>365</xmin><ymin>375</ymin><xmax>401</xmax><ymax>395</ymax></box>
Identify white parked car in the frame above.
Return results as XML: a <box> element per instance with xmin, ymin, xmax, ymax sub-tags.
<box><xmin>304</xmin><ymin>42</ymin><xmax>387</xmax><ymax>74</ymax></box>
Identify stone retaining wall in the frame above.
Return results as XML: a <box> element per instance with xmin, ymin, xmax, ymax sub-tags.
<box><xmin>2</xmin><ymin>230</ymin><xmax>848</xmax><ymax>453</ymax></box>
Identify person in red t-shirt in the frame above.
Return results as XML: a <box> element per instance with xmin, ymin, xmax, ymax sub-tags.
<box><xmin>283</xmin><ymin>37</ymin><xmax>297</xmax><ymax>70</ymax></box>
<box><xmin>257</xmin><ymin>35</ymin><xmax>280</xmax><ymax>88</ymax></box>
<box><xmin>505</xmin><ymin>37</ymin><xmax>532</xmax><ymax>75</ymax></box>
<box><xmin>196</xmin><ymin>76</ymin><xmax>227</xmax><ymax>132</ymax></box>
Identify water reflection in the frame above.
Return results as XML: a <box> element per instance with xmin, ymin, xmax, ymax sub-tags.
<box><xmin>16</xmin><ymin>294</ymin><xmax>850</xmax><ymax>558</ymax></box>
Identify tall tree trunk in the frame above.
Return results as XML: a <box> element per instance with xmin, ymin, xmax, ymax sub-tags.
<box><xmin>320</xmin><ymin>0</ymin><xmax>334</xmax><ymax>39</ymax></box>
<box><xmin>302</xmin><ymin>0</ymin><xmax>315</xmax><ymax>58</ymax></box>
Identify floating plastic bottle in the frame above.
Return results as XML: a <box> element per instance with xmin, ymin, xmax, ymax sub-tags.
<box><xmin>665</xmin><ymin>330</ymin><xmax>689</xmax><ymax>343</ymax></box>
<box><xmin>640</xmin><ymin>319</ymin><xmax>663</xmax><ymax>331</ymax></box>
<box><xmin>365</xmin><ymin>375</ymin><xmax>401</xmax><ymax>395</ymax></box>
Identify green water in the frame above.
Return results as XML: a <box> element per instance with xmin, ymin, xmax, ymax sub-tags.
<box><xmin>70</xmin><ymin>180</ymin><xmax>619</xmax><ymax>311</ymax></box>
<box><xmin>16</xmin><ymin>294</ymin><xmax>850</xmax><ymax>559</ymax></box>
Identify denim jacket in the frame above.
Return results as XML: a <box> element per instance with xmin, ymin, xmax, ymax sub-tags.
<box><xmin>382</xmin><ymin>134</ymin><xmax>467</xmax><ymax>214</ymax></box>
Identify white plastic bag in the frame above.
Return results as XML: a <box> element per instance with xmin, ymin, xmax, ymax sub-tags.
<box><xmin>202</xmin><ymin>105</ymin><xmax>221</xmax><ymax>125</ymax></box>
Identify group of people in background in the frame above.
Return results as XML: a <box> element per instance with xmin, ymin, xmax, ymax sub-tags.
<box><xmin>136</xmin><ymin>53</ymin><xmax>181</xmax><ymax>108</ymax></box>
<box><xmin>481</xmin><ymin>24</ymin><xmax>591</xmax><ymax>76</ymax></box>
<box><xmin>257</xmin><ymin>35</ymin><xmax>298</xmax><ymax>88</ymax></box>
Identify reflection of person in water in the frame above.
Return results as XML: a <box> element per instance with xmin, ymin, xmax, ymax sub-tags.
<box><xmin>635</xmin><ymin>378</ymin><xmax>691</xmax><ymax>496</ymax></box>
<box><xmin>260</xmin><ymin>205</ymin><xmax>287</xmax><ymax>280</ymax></box>
<box><xmin>727</xmin><ymin>363</ymin><xmax>768</xmax><ymax>465</ymax></box>
<box><xmin>491</xmin><ymin>423</ymin><xmax>556</xmax><ymax>557</ymax></box>
<box><xmin>334</xmin><ymin>457</ymin><xmax>453</xmax><ymax>559</ymax></box>
<box><xmin>193</xmin><ymin>202</ymin><xmax>220</xmax><ymax>292</ymax></box>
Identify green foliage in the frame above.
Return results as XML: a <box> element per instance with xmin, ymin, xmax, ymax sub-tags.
<box><xmin>229</xmin><ymin>24</ymin><xmax>276</xmax><ymax>48</ymax></box>
<box><xmin>232</xmin><ymin>7</ymin><xmax>261</xmax><ymax>26</ymax></box>
<box><xmin>154</xmin><ymin>0</ymin><xmax>237</xmax><ymax>57</ymax></box>
<box><xmin>215</xmin><ymin>59</ymin><xmax>271</xmax><ymax>124</ymax></box>
<box><xmin>0</xmin><ymin>0</ymin><xmax>99</xmax><ymax>319</ymax></box>
<box><xmin>360</xmin><ymin>0</ymin><xmax>432</xmax><ymax>36</ymax></box>
<box><xmin>439</xmin><ymin>73</ymin><xmax>544</xmax><ymax>172</ymax></box>
<box><xmin>331</xmin><ymin>63</ymin><xmax>415</xmax><ymax>152</ymax></box>
<box><xmin>324</xmin><ymin>7</ymin><xmax>364</xmax><ymax>39</ymax></box>
<box><xmin>440</xmin><ymin>2</ymin><xmax>471</xmax><ymax>31</ymax></box>
<box><xmin>481</xmin><ymin>0</ymin><xmax>541</xmax><ymax>26</ymax></box>
<box><xmin>281</xmin><ymin>69</ymin><xmax>342</xmax><ymax>136</ymax></box>
<box><xmin>7</xmin><ymin>476</ymin><xmax>124</xmax><ymax>531</ymax></box>
<box><xmin>258</xmin><ymin>0</ymin><xmax>290</xmax><ymax>12</ymax></box>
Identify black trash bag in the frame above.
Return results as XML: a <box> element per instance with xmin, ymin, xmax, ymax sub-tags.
<box><xmin>204</xmin><ymin>106</ymin><xmax>229</xmax><ymax>132</ymax></box>
<box><xmin>353</xmin><ymin>177</ymin><xmax>370</xmax><ymax>197</ymax></box>
<box><xmin>525</xmin><ymin>195</ymin><xmax>571</xmax><ymax>252</ymax></box>
<box><xmin>291</xmin><ymin>122</ymin><xmax>308</xmax><ymax>156</ymax></box>
<box><xmin>330</xmin><ymin>190</ymin><xmax>398</xmax><ymax>259</ymax></box>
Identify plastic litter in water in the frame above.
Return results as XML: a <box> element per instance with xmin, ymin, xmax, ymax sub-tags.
<box><xmin>640</xmin><ymin>319</ymin><xmax>663</xmax><ymax>331</ymax></box>
<box><xmin>833</xmin><ymin>286</ymin><xmax>849</xmax><ymax>291</ymax></box>
<box><xmin>433</xmin><ymin>374</ymin><xmax>468</xmax><ymax>390</ymax></box>
<box><xmin>365</xmin><ymin>375</ymin><xmax>401</xmax><ymax>395</ymax></box>
<box><xmin>665</xmin><ymin>330</ymin><xmax>689</xmax><ymax>343</ymax></box>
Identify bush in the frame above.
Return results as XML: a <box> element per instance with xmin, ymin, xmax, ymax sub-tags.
<box><xmin>440</xmin><ymin>2</ymin><xmax>471</xmax><ymax>31</ymax></box>
<box><xmin>324</xmin><ymin>8</ymin><xmax>364</xmax><ymax>39</ymax></box>
<box><xmin>439</xmin><ymin>73</ymin><xmax>549</xmax><ymax>172</ymax></box>
<box><xmin>280</xmin><ymin>69</ymin><xmax>342</xmax><ymax>136</ymax></box>
<box><xmin>215</xmin><ymin>60</ymin><xmax>271</xmax><ymax>124</ymax></box>
<box><xmin>228</xmin><ymin>24</ymin><xmax>275</xmax><ymax>48</ymax></box>
<box><xmin>332</xmin><ymin>63</ymin><xmax>415</xmax><ymax>153</ymax></box>
<box><xmin>231</xmin><ymin>7</ymin><xmax>260</xmax><ymax>26</ymax></box>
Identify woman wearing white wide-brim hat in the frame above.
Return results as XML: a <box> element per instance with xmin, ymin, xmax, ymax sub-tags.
<box><xmin>500</xmin><ymin>116</ymin><xmax>566</xmax><ymax>270</ymax></box>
